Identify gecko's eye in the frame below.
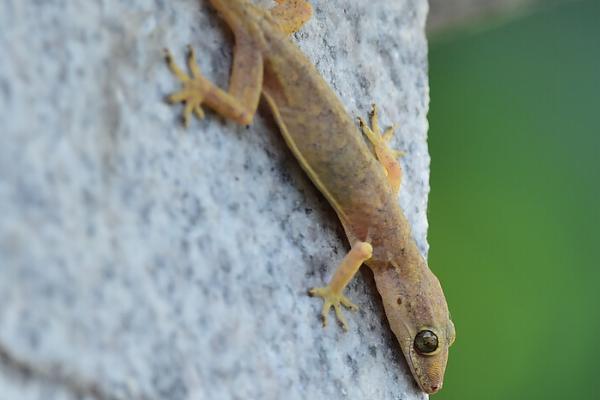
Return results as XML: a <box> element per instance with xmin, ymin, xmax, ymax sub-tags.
<box><xmin>414</xmin><ymin>330</ymin><xmax>439</xmax><ymax>354</ymax></box>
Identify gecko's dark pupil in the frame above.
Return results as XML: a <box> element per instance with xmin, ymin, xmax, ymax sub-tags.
<box><xmin>414</xmin><ymin>330</ymin><xmax>438</xmax><ymax>354</ymax></box>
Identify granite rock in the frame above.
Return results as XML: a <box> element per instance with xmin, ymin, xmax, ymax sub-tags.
<box><xmin>0</xmin><ymin>0</ymin><xmax>431</xmax><ymax>399</ymax></box>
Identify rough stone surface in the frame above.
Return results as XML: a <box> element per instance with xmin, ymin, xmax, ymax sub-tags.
<box><xmin>0</xmin><ymin>0</ymin><xmax>431</xmax><ymax>399</ymax></box>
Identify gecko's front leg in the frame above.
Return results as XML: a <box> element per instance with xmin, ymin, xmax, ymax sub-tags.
<box><xmin>309</xmin><ymin>241</ymin><xmax>372</xmax><ymax>331</ymax></box>
<box><xmin>359</xmin><ymin>104</ymin><xmax>404</xmax><ymax>194</ymax></box>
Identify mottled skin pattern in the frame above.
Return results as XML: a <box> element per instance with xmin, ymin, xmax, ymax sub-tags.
<box><xmin>164</xmin><ymin>0</ymin><xmax>455</xmax><ymax>394</ymax></box>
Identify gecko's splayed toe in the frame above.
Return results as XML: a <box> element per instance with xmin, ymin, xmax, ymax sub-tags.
<box><xmin>308</xmin><ymin>286</ymin><xmax>358</xmax><ymax>331</ymax></box>
<box><xmin>164</xmin><ymin>46</ymin><xmax>210</xmax><ymax>127</ymax></box>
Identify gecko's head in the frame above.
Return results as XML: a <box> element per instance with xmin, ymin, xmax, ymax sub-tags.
<box><xmin>373</xmin><ymin>264</ymin><xmax>456</xmax><ymax>394</ymax></box>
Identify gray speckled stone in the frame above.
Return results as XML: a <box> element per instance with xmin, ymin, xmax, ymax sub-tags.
<box><xmin>0</xmin><ymin>0</ymin><xmax>431</xmax><ymax>399</ymax></box>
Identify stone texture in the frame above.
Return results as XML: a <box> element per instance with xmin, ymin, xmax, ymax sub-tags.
<box><xmin>0</xmin><ymin>0</ymin><xmax>431</xmax><ymax>399</ymax></box>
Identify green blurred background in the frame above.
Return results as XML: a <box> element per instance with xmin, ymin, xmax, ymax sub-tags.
<box><xmin>427</xmin><ymin>0</ymin><xmax>600</xmax><ymax>398</ymax></box>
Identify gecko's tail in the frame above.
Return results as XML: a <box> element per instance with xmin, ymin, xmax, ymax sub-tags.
<box><xmin>209</xmin><ymin>0</ymin><xmax>312</xmax><ymax>36</ymax></box>
<box><xmin>208</xmin><ymin>0</ymin><xmax>263</xmax><ymax>21</ymax></box>
<box><xmin>271</xmin><ymin>0</ymin><xmax>313</xmax><ymax>35</ymax></box>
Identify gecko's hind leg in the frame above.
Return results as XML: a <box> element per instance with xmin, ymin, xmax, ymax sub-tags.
<box><xmin>165</xmin><ymin>47</ymin><xmax>210</xmax><ymax>127</ymax></box>
<box><xmin>165</xmin><ymin>27</ymin><xmax>263</xmax><ymax>127</ymax></box>
<box><xmin>270</xmin><ymin>0</ymin><xmax>313</xmax><ymax>35</ymax></box>
<box><xmin>165</xmin><ymin>45</ymin><xmax>262</xmax><ymax>127</ymax></box>
<box><xmin>309</xmin><ymin>241</ymin><xmax>372</xmax><ymax>331</ymax></box>
<box><xmin>358</xmin><ymin>104</ymin><xmax>404</xmax><ymax>194</ymax></box>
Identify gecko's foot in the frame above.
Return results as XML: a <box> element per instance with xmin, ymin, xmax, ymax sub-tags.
<box><xmin>358</xmin><ymin>104</ymin><xmax>404</xmax><ymax>193</ymax></box>
<box><xmin>164</xmin><ymin>46</ymin><xmax>209</xmax><ymax>127</ymax></box>
<box><xmin>358</xmin><ymin>104</ymin><xmax>404</xmax><ymax>159</ymax></box>
<box><xmin>308</xmin><ymin>286</ymin><xmax>358</xmax><ymax>331</ymax></box>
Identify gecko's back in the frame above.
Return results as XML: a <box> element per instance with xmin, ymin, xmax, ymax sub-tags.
<box><xmin>249</xmin><ymin>8</ymin><xmax>408</xmax><ymax>258</ymax></box>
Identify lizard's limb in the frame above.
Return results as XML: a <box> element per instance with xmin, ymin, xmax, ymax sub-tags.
<box><xmin>270</xmin><ymin>0</ymin><xmax>313</xmax><ymax>35</ymax></box>
<box><xmin>309</xmin><ymin>241</ymin><xmax>373</xmax><ymax>331</ymax></box>
<box><xmin>165</xmin><ymin>32</ymin><xmax>263</xmax><ymax>126</ymax></box>
<box><xmin>358</xmin><ymin>104</ymin><xmax>404</xmax><ymax>194</ymax></box>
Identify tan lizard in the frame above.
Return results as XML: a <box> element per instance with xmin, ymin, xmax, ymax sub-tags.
<box><xmin>164</xmin><ymin>0</ymin><xmax>455</xmax><ymax>394</ymax></box>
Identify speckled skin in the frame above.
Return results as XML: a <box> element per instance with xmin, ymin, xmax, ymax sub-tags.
<box><xmin>166</xmin><ymin>0</ymin><xmax>455</xmax><ymax>394</ymax></box>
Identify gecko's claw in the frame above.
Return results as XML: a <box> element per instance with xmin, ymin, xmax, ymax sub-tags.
<box><xmin>165</xmin><ymin>46</ymin><xmax>209</xmax><ymax>127</ymax></box>
<box><xmin>309</xmin><ymin>286</ymin><xmax>358</xmax><ymax>331</ymax></box>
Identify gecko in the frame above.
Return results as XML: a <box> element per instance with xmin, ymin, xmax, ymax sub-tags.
<box><xmin>164</xmin><ymin>0</ymin><xmax>455</xmax><ymax>394</ymax></box>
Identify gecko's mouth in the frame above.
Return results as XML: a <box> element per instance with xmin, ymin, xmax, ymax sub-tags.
<box><xmin>406</xmin><ymin>341</ymin><xmax>444</xmax><ymax>394</ymax></box>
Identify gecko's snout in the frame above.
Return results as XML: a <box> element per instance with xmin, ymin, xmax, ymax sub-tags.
<box><xmin>428</xmin><ymin>384</ymin><xmax>441</xmax><ymax>394</ymax></box>
<box><xmin>418</xmin><ymin>374</ymin><xmax>443</xmax><ymax>394</ymax></box>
